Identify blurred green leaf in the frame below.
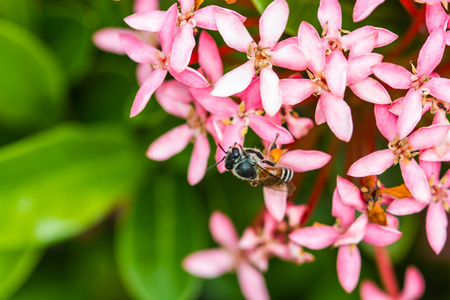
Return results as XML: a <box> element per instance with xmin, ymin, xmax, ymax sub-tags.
<box><xmin>0</xmin><ymin>19</ymin><xmax>66</xmax><ymax>131</ymax></box>
<box><xmin>41</xmin><ymin>0</ymin><xmax>93</xmax><ymax>83</ymax></box>
<box><xmin>0</xmin><ymin>248</ymin><xmax>42</xmax><ymax>300</ymax></box>
<box><xmin>117</xmin><ymin>175</ymin><xmax>207</xmax><ymax>300</ymax></box>
<box><xmin>0</xmin><ymin>123</ymin><xmax>144</xmax><ymax>249</ymax></box>
<box><xmin>0</xmin><ymin>0</ymin><xmax>38</xmax><ymax>30</ymax></box>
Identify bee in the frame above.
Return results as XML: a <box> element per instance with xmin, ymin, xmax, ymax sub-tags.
<box><xmin>209</xmin><ymin>136</ymin><xmax>295</xmax><ymax>195</ymax></box>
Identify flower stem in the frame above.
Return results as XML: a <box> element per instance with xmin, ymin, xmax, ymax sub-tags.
<box><xmin>373</xmin><ymin>246</ymin><xmax>400</xmax><ymax>297</ymax></box>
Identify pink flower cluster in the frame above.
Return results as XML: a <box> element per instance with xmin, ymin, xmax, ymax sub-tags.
<box><xmin>93</xmin><ymin>0</ymin><xmax>450</xmax><ymax>298</ymax></box>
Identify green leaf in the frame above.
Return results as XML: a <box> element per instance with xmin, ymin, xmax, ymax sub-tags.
<box><xmin>0</xmin><ymin>123</ymin><xmax>144</xmax><ymax>249</ymax></box>
<box><xmin>0</xmin><ymin>248</ymin><xmax>42</xmax><ymax>300</ymax></box>
<box><xmin>0</xmin><ymin>0</ymin><xmax>38</xmax><ymax>30</ymax></box>
<box><xmin>41</xmin><ymin>1</ymin><xmax>93</xmax><ymax>83</ymax></box>
<box><xmin>117</xmin><ymin>175</ymin><xmax>208</xmax><ymax>300</ymax></box>
<box><xmin>0</xmin><ymin>19</ymin><xmax>67</xmax><ymax>131</ymax></box>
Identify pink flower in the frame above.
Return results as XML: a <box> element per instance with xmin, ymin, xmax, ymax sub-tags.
<box><xmin>360</xmin><ymin>266</ymin><xmax>425</xmax><ymax>300</ymax></box>
<box><xmin>147</xmin><ymin>83</ymin><xmax>210</xmax><ymax>185</ymax></box>
<box><xmin>119</xmin><ymin>4</ymin><xmax>209</xmax><ymax>117</ymax></box>
<box><xmin>372</xmin><ymin>25</ymin><xmax>448</xmax><ymax>139</ymax></box>
<box><xmin>239</xmin><ymin>205</ymin><xmax>314</xmax><ymax>271</ymax></box>
<box><xmin>388</xmin><ymin>160</ymin><xmax>450</xmax><ymax>254</ymax></box>
<box><xmin>124</xmin><ymin>0</ymin><xmax>246</xmax><ymax>73</ymax></box>
<box><xmin>92</xmin><ymin>0</ymin><xmax>159</xmax><ymax>84</ymax></box>
<box><xmin>183</xmin><ymin>212</ymin><xmax>270</xmax><ymax>300</ymax></box>
<box><xmin>290</xmin><ymin>176</ymin><xmax>402</xmax><ymax>293</ymax></box>
<box><xmin>348</xmin><ymin>104</ymin><xmax>450</xmax><ymax>203</ymax></box>
<box><xmin>211</xmin><ymin>0</ymin><xmax>304</xmax><ymax>116</ymax></box>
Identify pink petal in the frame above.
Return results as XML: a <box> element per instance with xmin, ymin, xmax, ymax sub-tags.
<box><xmin>279</xmin><ymin>150</ymin><xmax>331</xmax><ymax>172</ymax></box>
<box><xmin>209</xmin><ymin>211</ymin><xmax>239</xmax><ymax>250</ymax></box>
<box><xmin>353</xmin><ymin>0</ymin><xmax>385</xmax><ymax>22</ymax></box>
<box><xmin>334</xmin><ymin>214</ymin><xmax>368</xmax><ymax>247</ymax></box>
<box><xmin>188</xmin><ymin>134</ymin><xmax>210</xmax><ymax>185</ymax></box>
<box><xmin>336</xmin><ymin>176</ymin><xmax>366</xmax><ymax>212</ymax></box>
<box><xmin>318</xmin><ymin>0</ymin><xmax>342</xmax><ymax>38</ymax></box>
<box><xmin>332</xmin><ymin>188</ymin><xmax>356</xmax><ymax>229</ymax></box>
<box><xmin>93</xmin><ymin>28</ymin><xmax>135</xmax><ymax>54</ymax></box>
<box><xmin>179</xmin><ymin>0</ymin><xmax>194</xmax><ymax>13</ymax></box>
<box><xmin>419</xmin><ymin>159</ymin><xmax>441</xmax><ymax>180</ymax></box>
<box><xmin>387</xmin><ymin>197</ymin><xmax>427</xmax><ymax>215</ymax></box>
<box><xmin>417</xmin><ymin>26</ymin><xmax>445</xmax><ymax>77</ymax></box>
<box><xmin>195</xmin><ymin>6</ymin><xmax>246</xmax><ymax>30</ymax></box>
<box><xmin>321</xmin><ymin>91</ymin><xmax>353</xmax><ymax>142</ymax></box>
<box><xmin>400</xmin><ymin>266</ymin><xmax>425</xmax><ymax>300</ymax></box>
<box><xmin>260</xmin><ymin>68</ymin><xmax>282</xmax><ymax>116</ymax></box>
<box><xmin>264</xmin><ymin>187</ymin><xmax>287</xmax><ymax>221</ymax></box>
<box><xmin>280</xmin><ymin>79</ymin><xmax>315</xmax><ymax>105</ymax></box>
<box><xmin>426</xmin><ymin>3</ymin><xmax>448</xmax><ymax>33</ymax></box>
<box><xmin>134</xmin><ymin>0</ymin><xmax>159</xmax><ymax>13</ymax></box>
<box><xmin>363</xmin><ymin>224</ymin><xmax>402</xmax><ymax>246</ymax></box>
<box><xmin>374</xmin><ymin>104</ymin><xmax>398</xmax><ymax>142</ymax></box>
<box><xmin>337</xmin><ymin>245</ymin><xmax>361</xmax><ymax>293</ymax></box>
<box><xmin>169</xmin><ymin>66</ymin><xmax>210</xmax><ymax>88</ymax></box>
<box><xmin>146</xmin><ymin>124</ymin><xmax>193</xmax><ymax>160</ymax></box>
<box><xmin>423</xmin><ymin>77</ymin><xmax>450</xmax><ymax>103</ymax></box>
<box><xmin>189</xmin><ymin>88</ymin><xmax>237</xmax><ymax>118</ymax></box>
<box><xmin>350</xmin><ymin>78</ymin><xmax>391</xmax><ymax>104</ymax></box>
<box><xmin>373</xmin><ymin>27</ymin><xmax>398</xmax><ymax>47</ymax></box>
<box><xmin>183</xmin><ymin>249</ymin><xmax>235</xmax><ymax>278</ymax></box>
<box><xmin>216</xmin><ymin>10</ymin><xmax>253</xmax><ymax>52</ymax></box>
<box><xmin>237</xmin><ymin>262</ymin><xmax>270</xmax><ymax>300</ymax></box>
<box><xmin>340</xmin><ymin>26</ymin><xmax>376</xmax><ymax>49</ymax></box>
<box><xmin>348</xmin><ymin>149</ymin><xmax>395</xmax><ymax>177</ymax></box>
<box><xmin>271</xmin><ymin>41</ymin><xmax>307</xmax><ymax>71</ymax></box>
<box><xmin>131</xmin><ymin>68</ymin><xmax>167</xmax><ymax>117</ymax></box>
<box><xmin>198</xmin><ymin>31</ymin><xmax>223</xmax><ymax>84</ymax></box>
<box><xmin>426</xmin><ymin>200</ymin><xmax>448</xmax><ymax>254</ymax></box>
<box><xmin>399</xmin><ymin>158</ymin><xmax>430</xmax><ymax>203</ymax></box>
<box><xmin>372</xmin><ymin>63</ymin><xmax>412</xmax><ymax>89</ymax></box>
<box><xmin>315</xmin><ymin>97</ymin><xmax>326</xmax><ymax>125</ymax></box>
<box><xmin>119</xmin><ymin>33</ymin><xmax>159</xmax><ymax>63</ymax></box>
<box><xmin>211</xmin><ymin>60</ymin><xmax>255</xmax><ymax>96</ymax></box>
<box><xmin>248</xmin><ymin>114</ymin><xmax>294</xmax><ymax>144</ymax></box>
<box><xmin>289</xmin><ymin>225</ymin><xmax>340</xmax><ymax>249</ymax></box>
<box><xmin>346</xmin><ymin>53</ymin><xmax>383</xmax><ymax>83</ymax></box>
<box><xmin>155</xmin><ymin>80</ymin><xmax>193</xmax><ymax>119</ymax></box>
<box><xmin>360</xmin><ymin>280</ymin><xmax>390</xmax><ymax>300</ymax></box>
<box><xmin>170</xmin><ymin>24</ymin><xmax>196</xmax><ymax>73</ymax></box>
<box><xmin>124</xmin><ymin>10</ymin><xmax>166</xmax><ymax>31</ymax></box>
<box><xmin>348</xmin><ymin>31</ymin><xmax>378</xmax><ymax>58</ymax></box>
<box><xmin>298</xmin><ymin>21</ymin><xmax>325</xmax><ymax>75</ymax></box>
<box><xmin>286</xmin><ymin>205</ymin><xmax>308</xmax><ymax>227</ymax></box>
<box><xmin>285</xmin><ymin>114</ymin><xmax>314</xmax><ymax>139</ymax></box>
<box><xmin>136</xmin><ymin>63</ymin><xmax>152</xmax><ymax>85</ymax></box>
<box><xmin>239</xmin><ymin>228</ymin><xmax>259</xmax><ymax>249</ymax></box>
<box><xmin>159</xmin><ymin>4</ymin><xmax>178</xmax><ymax>54</ymax></box>
<box><xmin>325</xmin><ymin>50</ymin><xmax>348</xmax><ymax>98</ymax></box>
<box><xmin>408</xmin><ymin>124</ymin><xmax>450</xmax><ymax>151</ymax></box>
<box><xmin>397</xmin><ymin>88</ymin><xmax>423</xmax><ymax>139</ymax></box>
<box><xmin>259</xmin><ymin>0</ymin><xmax>289</xmax><ymax>48</ymax></box>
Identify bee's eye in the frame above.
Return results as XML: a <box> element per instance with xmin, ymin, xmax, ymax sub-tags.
<box><xmin>232</xmin><ymin>148</ymin><xmax>240</xmax><ymax>157</ymax></box>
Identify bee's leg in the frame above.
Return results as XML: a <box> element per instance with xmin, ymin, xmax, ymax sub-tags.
<box><xmin>249</xmin><ymin>181</ymin><xmax>258</xmax><ymax>187</ymax></box>
<box><xmin>246</xmin><ymin>149</ymin><xmax>264</xmax><ymax>160</ymax></box>
<box><xmin>261</xmin><ymin>160</ymin><xmax>276</xmax><ymax>166</ymax></box>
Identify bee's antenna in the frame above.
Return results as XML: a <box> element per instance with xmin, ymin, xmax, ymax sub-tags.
<box><xmin>207</xmin><ymin>156</ymin><xmax>226</xmax><ymax>171</ymax></box>
<box><xmin>270</xmin><ymin>133</ymin><xmax>280</xmax><ymax>151</ymax></box>
<box><xmin>218</xmin><ymin>143</ymin><xmax>227</xmax><ymax>154</ymax></box>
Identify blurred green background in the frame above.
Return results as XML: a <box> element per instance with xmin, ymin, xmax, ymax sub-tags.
<box><xmin>0</xmin><ymin>0</ymin><xmax>449</xmax><ymax>299</ymax></box>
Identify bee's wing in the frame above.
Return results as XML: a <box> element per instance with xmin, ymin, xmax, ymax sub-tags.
<box><xmin>255</xmin><ymin>165</ymin><xmax>296</xmax><ymax>196</ymax></box>
<box><xmin>264</xmin><ymin>181</ymin><xmax>296</xmax><ymax>196</ymax></box>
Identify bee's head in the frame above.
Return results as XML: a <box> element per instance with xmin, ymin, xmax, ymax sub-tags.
<box><xmin>225</xmin><ymin>146</ymin><xmax>242</xmax><ymax>170</ymax></box>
